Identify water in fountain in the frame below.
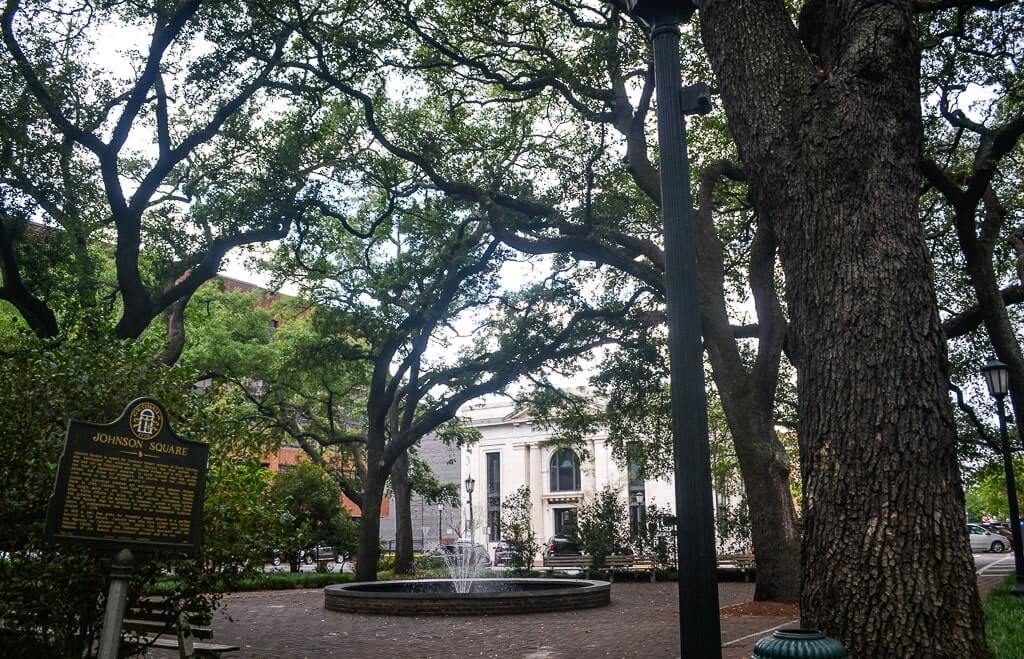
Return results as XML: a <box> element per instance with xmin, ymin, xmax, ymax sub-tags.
<box><xmin>421</xmin><ymin>518</ymin><xmax>493</xmax><ymax>593</ymax></box>
<box><xmin>429</xmin><ymin>541</ymin><xmax>491</xmax><ymax>593</ymax></box>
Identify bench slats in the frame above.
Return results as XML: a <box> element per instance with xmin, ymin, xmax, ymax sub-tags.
<box><xmin>123</xmin><ymin>596</ymin><xmax>233</xmax><ymax>656</ymax></box>
<box><xmin>542</xmin><ymin>554</ymin><xmax>756</xmax><ymax>569</ymax></box>
<box><xmin>144</xmin><ymin>636</ymin><xmax>240</xmax><ymax>653</ymax></box>
<box><xmin>542</xmin><ymin>554</ymin><xmax>652</xmax><ymax>567</ymax></box>
<box><xmin>123</xmin><ymin>618</ymin><xmax>214</xmax><ymax>640</ymax></box>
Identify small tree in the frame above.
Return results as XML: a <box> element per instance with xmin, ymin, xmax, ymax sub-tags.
<box><xmin>268</xmin><ymin>460</ymin><xmax>358</xmax><ymax>571</ymax></box>
<box><xmin>500</xmin><ymin>486</ymin><xmax>538</xmax><ymax>573</ymax></box>
<box><xmin>574</xmin><ymin>487</ymin><xmax>629</xmax><ymax>571</ymax></box>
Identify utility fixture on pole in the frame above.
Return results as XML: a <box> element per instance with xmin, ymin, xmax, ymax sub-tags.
<box><xmin>981</xmin><ymin>357</ymin><xmax>1024</xmax><ymax>596</ymax></box>
<box><xmin>622</xmin><ymin>0</ymin><xmax>720</xmax><ymax>656</ymax></box>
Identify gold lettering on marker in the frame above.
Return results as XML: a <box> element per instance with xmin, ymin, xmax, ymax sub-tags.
<box><xmin>92</xmin><ymin>432</ymin><xmax>143</xmax><ymax>449</ymax></box>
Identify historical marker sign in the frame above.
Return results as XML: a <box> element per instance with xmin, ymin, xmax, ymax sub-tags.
<box><xmin>45</xmin><ymin>398</ymin><xmax>209</xmax><ymax>553</ymax></box>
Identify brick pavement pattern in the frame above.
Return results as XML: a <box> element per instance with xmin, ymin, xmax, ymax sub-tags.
<box><xmin>190</xmin><ymin>583</ymin><xmax>797</xmax><ymax>659</ymax></box>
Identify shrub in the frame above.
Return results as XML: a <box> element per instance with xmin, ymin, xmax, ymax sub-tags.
<box><xmin>414</xmin><ymin>555</ymin><xmax>448</xmax><ymax>573</ymax></box>
<box><xmin>501</xmin><ymin>485</ymin><xmax>539</xmax><ymax>573</ymax></box>
<box><xmin>378</xmin><ymin>553</ymin><xmax>397</xmax><ymax>572</ymax></box>
<box><xmin>0</xmin><ymin>333</ymin><xmax>286</xmax><ymax>656</ymax></box>
<box><xmin>573</xmin><ymin>486</ymin><xmax>629</xmax><ymax>571</ymax></box>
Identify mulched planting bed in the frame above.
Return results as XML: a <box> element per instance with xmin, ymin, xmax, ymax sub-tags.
<box><xmin>720</xmin><ymin>601</ymin><xmax>800</xmax><ymax>618</ymax></box>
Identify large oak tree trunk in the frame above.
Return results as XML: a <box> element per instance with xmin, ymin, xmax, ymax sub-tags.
<box><xmin>700</xmin><ymin>1</ymin><xmax>986</xmax><ymax>654</ymax></box>
<box><xmin>696</xmin><ymin>163</ymin><xmax>801</xmax><ymax>602</ymax></box>
<box><xmin>731</xmin><ymin>414</ymin><xmax>800</xmax><ymax>602</ymax></box>
<box><xmin>390</xmin><ymin>452</ymin><xmax>415</xmax><ymax>575</ymax></box>
<box><xmin>354</xmin><ymin>459</ymin><xmax>386</xmax><ymax>582</ymax></box>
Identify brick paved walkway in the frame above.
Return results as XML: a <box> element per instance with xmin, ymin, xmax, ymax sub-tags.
<box><xmin>187</xmin><ymin>583</ymin><xmax>797</xmax><ymax>659</ymax></box>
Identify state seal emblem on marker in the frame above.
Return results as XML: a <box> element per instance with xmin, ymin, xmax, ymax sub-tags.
<box><xmin>128</xmin><ymin>401</ymin><xmax>163</xmax><ymax>440</ymax></box>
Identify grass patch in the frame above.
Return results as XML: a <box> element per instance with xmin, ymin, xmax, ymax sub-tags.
<box><xmin>145</xmin><ymin>571</ymin><xmax>354</xmax><ymax>595</ymax></box>
<box><xmin>985</xmin><ymin>579</ymin><xmax>1024</xmax><ymax>658</ymax></box>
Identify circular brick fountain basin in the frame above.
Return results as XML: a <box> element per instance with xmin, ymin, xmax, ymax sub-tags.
<box><xmin>324</xmin><ymin>578</ymin><xmax>610</xmax><ymax>615</ymax></box>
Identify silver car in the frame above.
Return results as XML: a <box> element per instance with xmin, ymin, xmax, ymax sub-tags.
<box><xmin>967</xmin><ymin>524</ymin><xmax>1009</xmax><ymax>553</ymax></box>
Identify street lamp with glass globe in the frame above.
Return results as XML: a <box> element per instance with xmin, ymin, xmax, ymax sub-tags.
<box><xmin>981</xmin><ymin>357</ymin><xmax>1024</xmax><ymax>596</ymax></box>
<box><xmin>465</xmin><ymin>476</ymin><xmax>475</xmax><ymax>544</ymax></box>
<box><xmin>621</xmin><ymin>0</ymin><xmax>720</xmax><ymax>655</ymax></box>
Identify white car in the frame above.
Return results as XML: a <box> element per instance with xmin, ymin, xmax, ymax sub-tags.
<box><xmin>967</xmin><ymin>524</ymin><xmax>1009</xmax><ymax>553</ymax></box>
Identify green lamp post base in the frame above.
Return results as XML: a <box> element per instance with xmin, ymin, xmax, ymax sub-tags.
<box><xmin>752</xmin><ymin>628</ymin><xmax>847</xmax><ymax>658</ymax></box>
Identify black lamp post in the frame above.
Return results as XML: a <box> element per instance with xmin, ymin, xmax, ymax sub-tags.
<box><xmin>981</xmin><ymin>357</ymin><xmax>1024</xmax><ymax>596</ymax></box>
<box><xmin>465</xmin><ymin>476</ymin><xmax>475</xmax><ymax>544</ymax></box>
<box><xmin>623</xmin><ymin>1</ymin><xmax>720</xmax><ymax>656</ymax></box>
<box><xmin>437</xmin><ymin>503</ymin><xmax>444</xmax><ymax>546</ymax></box>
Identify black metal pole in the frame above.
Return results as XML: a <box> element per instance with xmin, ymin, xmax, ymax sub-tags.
<box><xmin>649</xmin><ymin>18</ymin><xmax>722</xmax><ymax>658</ymax></box>
<box><xmin>995</xmin><ymin>395</ymin><xmax>1024</xmax><ymax>596</ymax></box>
<box><xmin>438</xmin><ymin>508</ymin><xmax>443</xmax><ymax>545</ymax></box>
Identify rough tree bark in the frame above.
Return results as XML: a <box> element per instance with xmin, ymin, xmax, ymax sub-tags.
<box><xmin>390</xmin><ymin>452</ymin><xmax>415</xmax><ymax>575</ymax></box>
<box><xmin>700</xmin><ymin>0</ymin><xmax>986</xmax><ymax>654</ymax></box>
<box><xmin>354</xmin><ymin>444</ymin><xmax>387</xmax><ymax>582</ymax></box>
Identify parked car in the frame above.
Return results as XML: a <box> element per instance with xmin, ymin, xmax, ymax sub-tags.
<box><xmin>492</xmin><ymin>541</ymin><xmax>513</xmax><ymax>566</ymax></box>
<box><xmin>967</xmin><ymin>524</ymin><xmax>1009</xmax><ymax>553</ymax></box>
<box><xmin>300</xmin><ymin>545</ymin><xmax>346</xmax><ymax>564</ymax></box>
<box><xmin>981</xmin><ymin>523</ymin><xmax>1015</xmax><ymax>544</ymax></box>
<box><xmin>543</xmin><ymin>536</ymin><xmax>582</xmax><ymax>557</ymax></box>
<box><xmin>432</xmin><ymin>541</ymin><xmax>490</xmax><ymax>565</ymax></box>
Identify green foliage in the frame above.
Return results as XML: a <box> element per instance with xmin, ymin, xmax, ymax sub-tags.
<box><xmin>414</xmin><ymin>555</ymin><xmax>448</xmax><ymax>573</ymax></box>
<box><xmin>269</xmin><ymin>461</ymin><xmax>359</xmax><ymax>559</ymax></box>
<box><xmin>707</xmin><ymin>389</ymin><xmax>754</xmax><ymax>553</ymax></box>
<box><xmin>501</xmin><ymin>486</ymin><xmax>539</xmax><ymax>573</ymax></box>
<box><xmin>0</xmin><ymin>331</ymin><xmax>284</xmax><ymax>656</ymax></box>
<box><xmin>204</xmin><ymin>461</ymin><xmax>303</xmax><ymax>572</ymax></box>
<box><xmin>966</xmin><ymin>459</ymin><xmax>1024</xmax><ymax>522</ymax></box>
<box><xmin>592</xmin><ymin>334</ymin><xmax>675</xmax><ymax>480</ymax></box>
<box><xmin>377</xmin><ymin>553</ymin><xmax>397</xmax><ymax>572</ymax></box>
<box><xmin>629</xmin><ymin>502</ymin><xmax>677</xmax><ymax>569</ymax></box>
<box><xmin>1</xmin><ymin>1</ymin><xmax>332</xmax><ymax>339</ymax></box>
<box><xmin>573</xmin><ymin>487</ymin><xmax>629</xmax><ymax>571</ymax></box>
<box><xmin>984</xmin><ymin>579</ymin><xmax>1024</xmax><ymax>658</ymax></box>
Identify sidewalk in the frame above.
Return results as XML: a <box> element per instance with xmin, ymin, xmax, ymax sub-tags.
<box><xmin>183</xmin><ymin>582</ymin><xmax>796</xmax><ymax>658</ymax></box>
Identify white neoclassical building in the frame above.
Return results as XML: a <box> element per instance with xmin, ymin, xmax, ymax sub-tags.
<box><xmin>459</xmin><ymin>398</ymin><xmax>678</xmax><ymax>558</ymax></box>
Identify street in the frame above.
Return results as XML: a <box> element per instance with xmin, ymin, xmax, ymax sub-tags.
<box><xmin>974</xmin><ymin>550</ymin><xmax>1016</xmax><ymax>577</ymax></box>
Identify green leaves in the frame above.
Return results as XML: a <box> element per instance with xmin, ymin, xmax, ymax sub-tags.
<box><xmin>269</xmin><ymin>460</ymin><xmax>359</xmax><ymax>555</ymax></box>
<box><xmin>0</xmin><ymin>329</ymin><xmax>292</xmax><ymax>652</ymax></box>
<box><xmin>573</xmin><ymin>486</ymin><xmax>629</xmax><ymax>570</ymax></box>
<box><xmin>500</xmin><ymin>485</ymin><xmax>539</xmax><ymax>573</ymax></box>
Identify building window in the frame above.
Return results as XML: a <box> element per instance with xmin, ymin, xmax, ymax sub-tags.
<box><xmin>627</xmin><ymin>443</ymin><xmax>646</xmax><ymax>537</ymax></box>
<box><xmin>549</xmin><ymin>450</ymin><xmax>581</xmax><ymax>492</ymax></box>
<box><xmin>486</xmin><ymin>452</ymin><xmax>501</xmax><ymax>542</ymax></box>
<box><xmin>554</xmin><ymin>508</ymin><xmax>577</xmax><ymax>537</ymax></box>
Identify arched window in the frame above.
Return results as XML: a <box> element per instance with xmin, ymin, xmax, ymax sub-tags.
<box><xmin>549</xmin><ymin>450</ymin><xmax>581</xmax><ymax>492</ymax></box>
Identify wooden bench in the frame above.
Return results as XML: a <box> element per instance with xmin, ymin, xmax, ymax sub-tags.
<box><xmin>542</xmin><ymin>554</ymin><xmax>655</xmax><ymax>581</ymax></box>
<box><xmin>543</xmin><ymin>553</ymin><xmax>756</xmax><ymax>581</ymax></box>
<box><xmin>716</xmin><ymin>553</ymin><xmax>756</xmax><ymax>581</ymax></box>
<box><xmin>124</xmin><ymin>598</ymin><xmax>239</xmax><ymax>658</ymax></box>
